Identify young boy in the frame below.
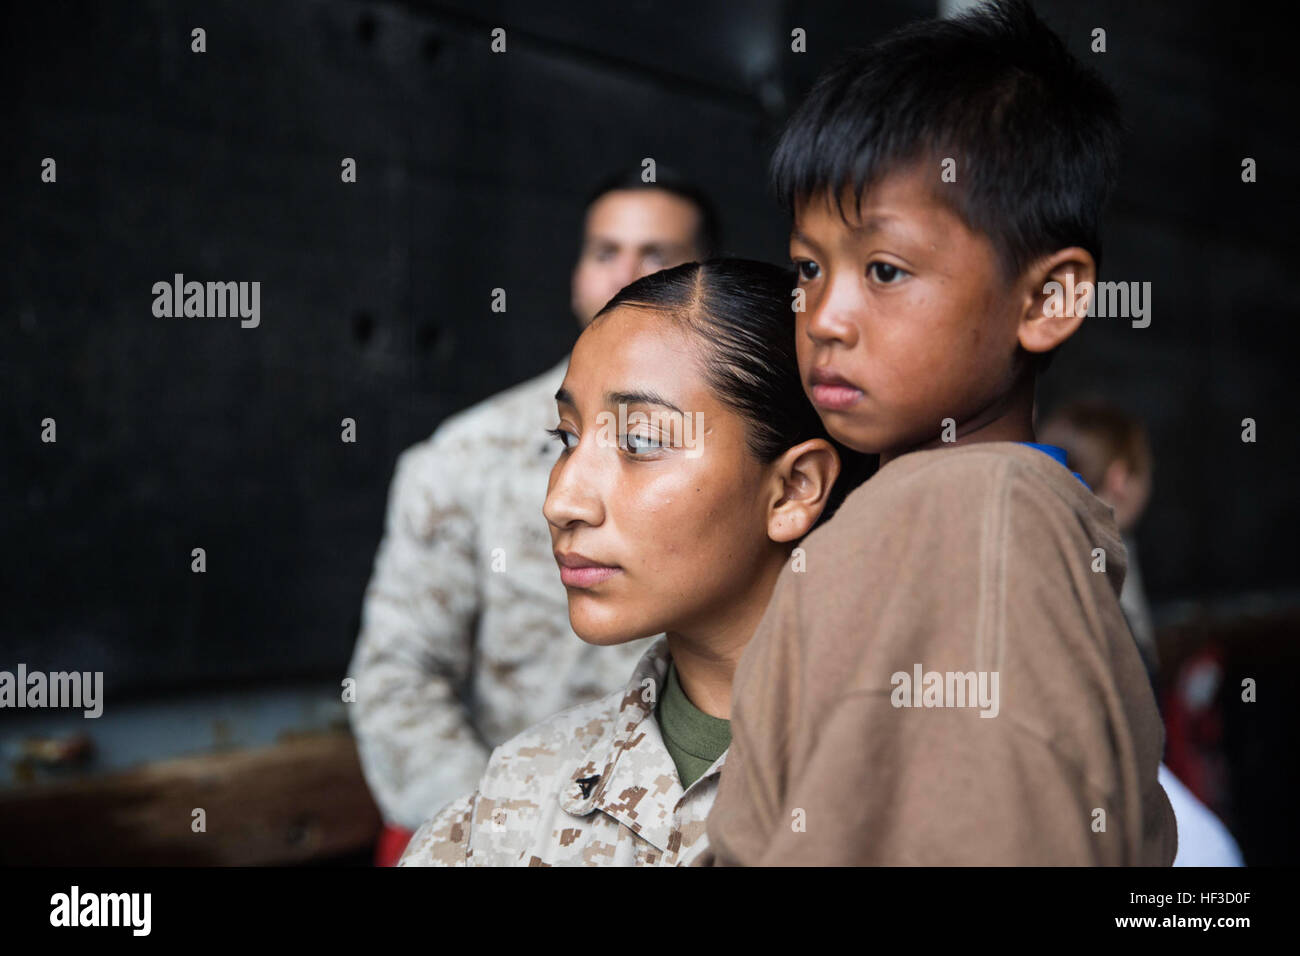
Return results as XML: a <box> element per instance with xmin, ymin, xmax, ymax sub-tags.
<box><xmin>700</xmin><ymin>0</ymin><xmax>1177</xmax><ymax>864</ymax></box>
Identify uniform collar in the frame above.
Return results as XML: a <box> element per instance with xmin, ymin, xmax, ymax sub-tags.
<box><xmin>558</xmin><ymin>636</ymin><xmax>724</xmax><ymax>853</ymax></box>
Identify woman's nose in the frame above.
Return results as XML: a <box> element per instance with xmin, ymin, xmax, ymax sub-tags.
<box><xmin>543</xmin><ymin>442</ymin><xmax>605</xmax><ymax>530</ymax></box>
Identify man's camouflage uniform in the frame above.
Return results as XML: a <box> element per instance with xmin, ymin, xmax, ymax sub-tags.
<box><xmin>348</xmin><ymin>356</ymin><xmax>652</xmax><ymax>831</ymax></box>
<box><xmin>397</xmin><ymin>636</ymin><xmax>725</xmax><ymax>866</ymax></box>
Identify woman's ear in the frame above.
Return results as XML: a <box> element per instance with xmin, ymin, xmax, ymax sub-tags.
<box><xmin>1018</xmin><ymin>247</ymin><xmax>1097</xmax><ymax>356</ymax></box>
<box><xmin>767</xmin><ymin>439</ymin><xmax>841</xmax><ymax>544</ymax></box>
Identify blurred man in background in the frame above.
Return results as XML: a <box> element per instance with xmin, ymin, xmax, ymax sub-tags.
<box><xmin>348</xmin><ymin>169</ymin><xmax>721</xmax><ymax>865</ymax></box>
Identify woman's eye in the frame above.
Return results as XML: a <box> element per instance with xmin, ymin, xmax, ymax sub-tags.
<box><xmin>868</xmin><ymin>262</ymin><xmax>906</xmax><ymax>284</ymax></box>
<box><xmin>620</xmin><ymin>432</ymin><xmax>663</xmax><ymax>456</ymax></box>
<box><xmin>545</xmin><ymin>426</ymin><xmax>574</xmax><ymax>450</ymax></box>
<box><xmin>796</xmin><ymin>260</ymin><xmax>820</xmax><ymax>281</ymax></box>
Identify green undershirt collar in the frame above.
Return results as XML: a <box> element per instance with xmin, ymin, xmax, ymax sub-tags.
<box><xmin>656</xmin><ymin>659</ymin><xmax>730</xmax><ymax>790</ymax></box>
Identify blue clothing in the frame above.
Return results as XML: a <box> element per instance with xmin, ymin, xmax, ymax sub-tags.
<box><xmin>1021</xmin><ymin>442</ymin><xmax>1087</xmax><ymax>488</ymax></box>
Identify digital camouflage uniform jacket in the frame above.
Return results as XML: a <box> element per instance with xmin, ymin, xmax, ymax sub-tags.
<box><xmin>398</xmin><ymin>637</ymin><xmax>725</xmax><ymax>866</ymax></box>
<box><xmin>348</xmin><ymin>356</ymin><xmax>652</xmax><ymax>831</ymax></box>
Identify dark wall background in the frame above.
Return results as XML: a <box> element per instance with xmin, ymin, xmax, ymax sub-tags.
<box><xmin>1027</xmin><ymin>0</ymin><xmax>1298</xmax><ymax>610</ymax></box>
<box><xmin>3</xmin><ymin>0</ymin><xmax>1295</xmax><ymax>697</ymax></box>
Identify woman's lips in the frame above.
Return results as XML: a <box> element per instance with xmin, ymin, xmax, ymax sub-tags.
<box><xmin>555</xmin><ymin>552</ymin><xmax>622</xmax><ymax>588</ymax></box>
<box><xmin>810</xmin><ymin>383</ymin><xmax>864</xmax><ymax>410</ymax></box>
<box><xmin>559</xmin><ymin>565</ymin><xmax>622</xmax><ymax>588</ymax></box>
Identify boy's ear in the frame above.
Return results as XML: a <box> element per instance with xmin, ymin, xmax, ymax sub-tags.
<box><xmin>1017</xmin><ymin>247</ymin><xmax>1097</xmax><ymax>355</ymax></box>
<box><xmin>767</xmin><ymin>439</ymin><xmax>841</xmax><ymax>544</ymax></box>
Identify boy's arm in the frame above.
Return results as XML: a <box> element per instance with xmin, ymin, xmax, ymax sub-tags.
<box><xmin>347</xmin><ymin>431</ymin><xmax>491</xmax><ymax>832</ymax></box>
<box><xmin>751</xmin><ymin>694</ymin><xmax>1148</xmax><ymax>865</ymax></box>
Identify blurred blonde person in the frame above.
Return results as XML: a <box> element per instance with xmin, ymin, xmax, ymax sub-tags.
<box><xmin>1040</xmin><ymin>399</ymin><xmax>1242</xmax><ymax>866</ymax></box>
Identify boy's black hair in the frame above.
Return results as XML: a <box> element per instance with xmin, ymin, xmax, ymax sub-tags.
<box><xmin>582</xmin><ymin>167</ymin><xmax>722</xmax><ymax>259</ymax></box>
<box><xmin>593</xmin><ymin>258</ymin><xmax>874</xmax><ymax>532</ymax></box>
<box><xmin>770</xmin><ymin>0</ymin><xmax>1123</xmax><ymax>283</ymax></box>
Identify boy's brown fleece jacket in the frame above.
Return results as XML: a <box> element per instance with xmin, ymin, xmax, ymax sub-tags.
<box><xmin>697</xmin><ymin>442</ymin><xmax>1177</xmax><ymax>866</ymax></box>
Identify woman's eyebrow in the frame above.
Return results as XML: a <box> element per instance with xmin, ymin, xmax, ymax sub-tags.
<box><xmin>606</xmin><ymin>389</ymin><xmax>684</xmax><ymax>416</ymax></box>
<box><xmin>554</xmin><ymin>385</ymin><xmax>685</xmax><ymax>416</ymax></box>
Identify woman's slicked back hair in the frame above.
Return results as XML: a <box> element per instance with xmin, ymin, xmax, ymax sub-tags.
<box><xmin>593</xmin><ymin>258</ymin><xmax>874</xmax><ymax>529</ymax></box>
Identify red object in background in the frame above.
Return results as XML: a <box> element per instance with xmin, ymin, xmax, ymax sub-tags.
<box><xmin>375</xmin><ymin>824</ymin><xmax>414</xmax><ymax>867</ymax></box>
<box><xmin>1162</xmin><ymin>642</ymin><xmax>1230</xmax><ymax>812</ymax></box>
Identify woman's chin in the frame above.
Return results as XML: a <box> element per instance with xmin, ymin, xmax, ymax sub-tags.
<box><xmin>571</xmin><ymin>610</ymin><xmax>659</xmax><ymax>647</ymax></box>
<box><xmin>573</xmin><ymin>627</ymin><xmax>641</xmax><ymax>647</ymax></box>
<box><xmin>577</xmin><ymin>633</ymin><xmax>631</xmax><ymax>647</ymax></box>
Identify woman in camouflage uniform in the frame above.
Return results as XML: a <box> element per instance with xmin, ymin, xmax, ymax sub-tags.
<box><xmin>399</xmin><ymin>259</ymin><xmax>870</xmax><ymax>866</ymax></box>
